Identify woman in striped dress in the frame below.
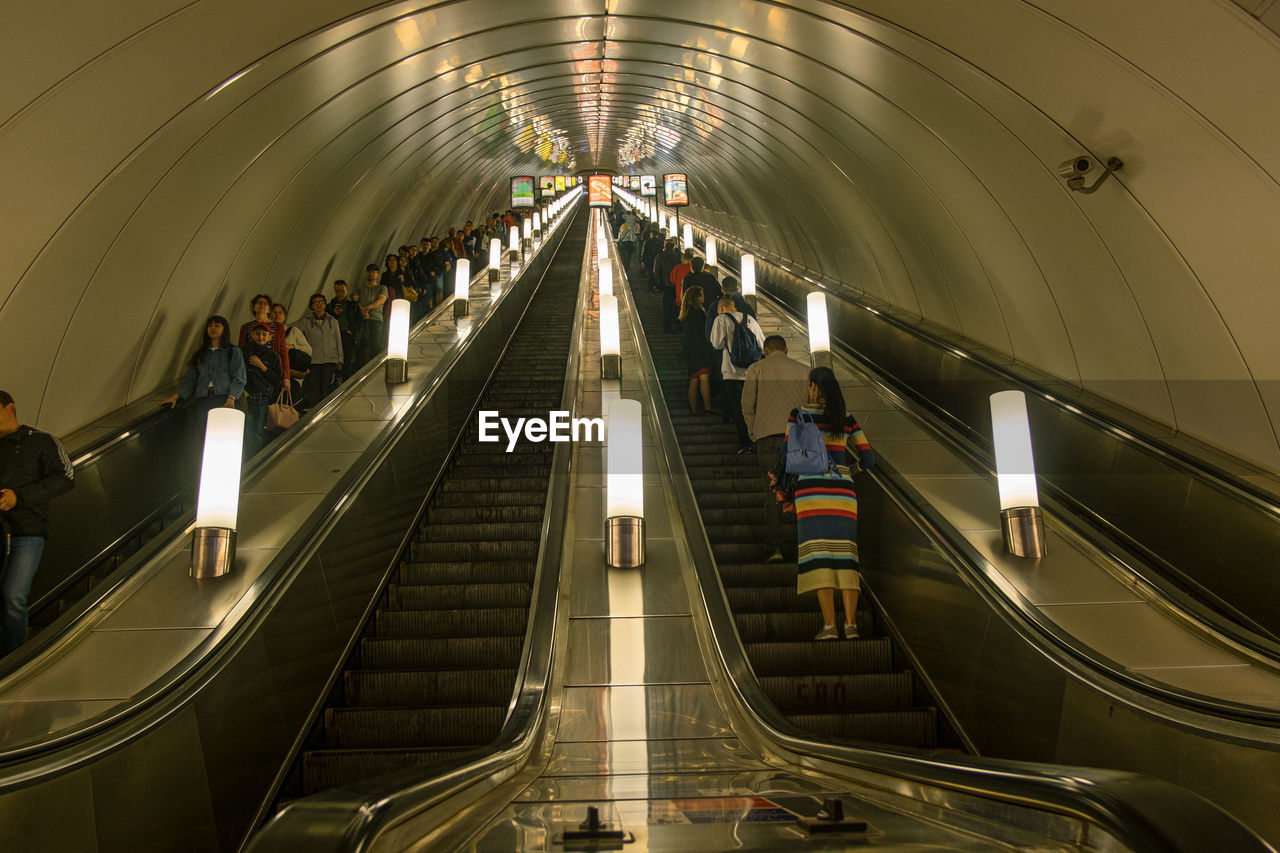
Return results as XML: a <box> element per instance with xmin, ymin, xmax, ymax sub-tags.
<box><xmin>782</xmin><ymin>366</ymin><xmax>875</xmax><ymax>640</ymax></box>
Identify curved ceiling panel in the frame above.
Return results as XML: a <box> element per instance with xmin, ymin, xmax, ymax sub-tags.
<box><xmin>1</xmin><ymin>1</ymin><xmax>1277</xmax><ymax>469</ymax></box>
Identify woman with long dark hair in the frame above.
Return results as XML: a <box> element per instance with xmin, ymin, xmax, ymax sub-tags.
<box><xmin>781</xmin><ymin>365</ymin><xmax>875</xmax><ymax>640</ymax></box>
<box><xmin>160</xmin><ymin>316</ymin><xmax>247</xmax><ymax>441</ymax></box>
<box><xmin>678</xmin><ymin>286</ymin><xmax>716</xmax><ymax>414</ymax></box>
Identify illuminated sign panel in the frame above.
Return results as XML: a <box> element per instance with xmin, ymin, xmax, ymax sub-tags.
<box><xmin>640</xmin><ymin>175</ymin><xmax>656</xmax><ymax>197</ymax></box>
<box><xmin>511</xmin><ymin>176</ymin><xmax>535</xmax><ymax>209</ymax></box>
<box><xmin>588</xmin><ymin>174</ymin><xmax>613</xmax><ymax>207</ymax></box>
<box><xmin>629</xmin><ymin>175</ymin><xmax>640</xmax><ymax>190</ymax></box>
<box><xmin>663</xmin><ymin>173</ymin><xmax>689</xmax><ymax>206</ymax></box>
<box><xmin>554</xmin><ymin>175</ymin><xmax>566</xmax><ymax>192</ymax></box>
<box><xmin>539</xmin><ymin>176</ymin><xmax>555</xmax><ymax>197</ymax></box>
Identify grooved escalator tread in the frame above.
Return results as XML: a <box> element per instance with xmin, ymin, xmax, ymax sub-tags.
<box><xmin>623</xmin><ymin>254</ymin><xmax>949</xmax><ymax>752</ymax></box>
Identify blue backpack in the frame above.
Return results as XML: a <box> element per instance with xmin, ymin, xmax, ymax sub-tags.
<box><xmin>786</xmin><ymin>411</ymin><xmax>834</xmax><ymax>475</ymax></box>
<box><xmin>729</xmin><ymin>313</ymin><xmax>763</xmax><ymax>369</ymax></box>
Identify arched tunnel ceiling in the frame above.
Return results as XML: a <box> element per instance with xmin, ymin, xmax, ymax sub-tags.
<box><xmin>3</xmin><ymin>0</ymin><xmax>1280</xmax><ymax>469</ymax></box>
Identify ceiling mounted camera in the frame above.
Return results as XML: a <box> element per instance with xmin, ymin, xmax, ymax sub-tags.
<box><xmin>1057</xmin><ymin>155</ymin><xmax>1124</xmax><ymax>194</ymax></box>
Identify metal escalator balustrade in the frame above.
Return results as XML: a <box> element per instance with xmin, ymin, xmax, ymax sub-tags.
<box><xmin>279</xmin><ymin>215</ymin><xmax>585</xmax><ymax>799</ymax></box>
<box><xmin>622</xmin><ymin>256</ymin><xmax>953</xmax><ymax>752</ymax></box>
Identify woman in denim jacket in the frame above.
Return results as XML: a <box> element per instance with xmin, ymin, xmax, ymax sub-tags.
<box><xmin>160</xmin><ymin>316</ymin><xmax>247</xmax><ymax>433</ymax></box>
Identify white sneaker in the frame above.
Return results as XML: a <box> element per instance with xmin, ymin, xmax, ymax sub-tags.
<box><xmin>814</xmin><ymin>625</ymin><xmax>839</xmax><ymax>641</ymax></box>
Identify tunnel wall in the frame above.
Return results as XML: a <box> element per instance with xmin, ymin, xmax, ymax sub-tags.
<box><xmin>2</xmin><ymin>1</ymin><xmax>1278</xmax><ymax>470</ymax></box>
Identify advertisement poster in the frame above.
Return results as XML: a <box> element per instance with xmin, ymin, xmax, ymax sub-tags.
<box><xmin>663</xmin><ymin>173</ymin><xmax>689</xmax><ymax>206</ymax></box>
<box><xmin>640</xmin><ymin>175</ymin><xmax>657</xmax><ymax>197</ymax></box>
<box><xmin>539</xmin><ymin>176</ymin><xmax>555</xmax><ymax>197</ymax></box>
<box><xmin>629</xmin><ymin>175</ymin><xmax>641</xmax><ymax>190</ymax></box>
<box><xmin>554</xmin><ymin>175</ymin><xmax>567</xmax><ymax>192</ymax></box>
<box><xmin>511</xmin><ymin>175</ymin><xmax>535</xmax><ymax>209</ymax></box>
<box><xmin>588</xmin><ymin>174</ymin><xmax>613</xmax><ymax>207</ymax></box>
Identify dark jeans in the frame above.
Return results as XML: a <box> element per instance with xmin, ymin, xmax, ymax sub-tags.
<box><xmin>618</xmin><ymin>242</ymin><xmax>635</xmax><ymax>270</ymax></box>
<box><xmin>662</xmin><ymin>286</ymin><xmax>677</xmax><ymax>332</ymax></box>
<box><xmin>1</xmin><ymin>536</ymin><xmax>45</xmax><ymax>653</ymax></box>
<box><xmin>723</xmin><ymin>379</ymin><xmax>752</xmax><ymax>448</ymax></box>
<box><xmin>303</xmin><ymin>362</ymin><xmax>339</xmax><ymax>410</ymax></box>
<box><xmin>360</xmin><ymin>320</ymin><xmax>385</xmax><ymax>367</ymax></box>
<box><xmin>756</xmin><ymin>434</ymin><xmax>786</xmax><ymax>550</ymax></box>
<box><xmin>244</xmin><ymin>393</ymin><xmax>272</xmax><ymax>457</ymax></box>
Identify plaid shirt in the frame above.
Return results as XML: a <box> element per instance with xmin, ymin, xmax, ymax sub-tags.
<box><xmin>742</xmin><ymin>352</ymin><xmax>811</xmax><ymax>440</ymax></box>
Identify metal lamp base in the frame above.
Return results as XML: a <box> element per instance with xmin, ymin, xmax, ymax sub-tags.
<box><xmin>508</xmin><ymin>249</ymin><xmax>520</xmax><ymax>263</ymax></box>
<box><xmin>606</xmin><ymin>516</ymin><xmax>645</xmax><ymax>568</ymax></box>
<box><xmin>1001</xmin><ymin>506</ymin><xmax>1047</xmax><ymax>558</ymax></box>
<box><xmin>191</xmin><ymin>527</ymin><xmax>236</xmax><ymax>578</ymax></box>
<box><xmin>489</xmin><ymin>268</ymin><xmax>499</xmax><ymax>282</ymax></box>
<box><xmin>601</xmin><ymin>353</ymin><xmax>622</xmax><ymax>381</ymax></box>
<box><xmin>744</xmin><ymin>294</ymin><xmax>758</xmax><ymax>314</ymax></box>
<box><xmin>810</xmin><ymin>350</ymin><xmax>833</xmax><ymax>370</ymax></box>
<box><xmin>384</xmin><ymin>357</ymin><xmax>408</xmax><ymax>384</ymax></box>
<box><xmin>454</xmin><ymin>299</ymin><xmax>469</xmax><ymax>319</ymax></box>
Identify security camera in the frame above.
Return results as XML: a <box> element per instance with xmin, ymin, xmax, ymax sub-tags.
<box><xmin>1056</xmin><ymin>156</ymin><xmax>1098</xmax><ymax>180</ymax></box>
<box><xmin>1057</xmin><ymin>155</ymin><xmax>1123</xmax><ymax>194</ymax></box>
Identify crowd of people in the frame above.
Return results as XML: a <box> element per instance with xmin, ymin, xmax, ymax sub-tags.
<box><xmin>161</xmin><ymin>209</ymin><xmax>537</xmax><ymax>457</ymax></box>
<box><xmin>611</xmin><ymin>204</ymin><xmax>875</xmax><ymax>642</ymax></box>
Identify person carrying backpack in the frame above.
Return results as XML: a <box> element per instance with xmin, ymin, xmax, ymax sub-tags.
<box><xmin>709</xmin><ymin>295</ymin><xmax>765</xmax><ymax>453</ymax></box>
<box><xmin>781</xmin><ymin>366</ymin><xmax>875</xmax><ymax>641</ymax></box>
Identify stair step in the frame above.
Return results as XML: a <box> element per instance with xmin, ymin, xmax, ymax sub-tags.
<box><xmin>343</xmin><ymin>668</ymin><xmax>517</xmax><ymax>707</ymax></box>
<box><xmin>323</xmin><ymin>706</ymin><xmax>506</xmax><ymax>749</ymax></box>
<box><xmin>302</xmin><ymin>747</ymin><xmax>478</xmax><ymax>794</ymax></box>
<box><xmin>359</xmin><ymin>636</ymin><xmax>523</xmax><ymax>670</ymax></box>
<box><xmin>387</xmin><ymin>582</ymin><xmax>532</xmax><ymax>610</ymax></box>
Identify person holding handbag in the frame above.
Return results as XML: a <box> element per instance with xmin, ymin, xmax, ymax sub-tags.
<box><xmin>781</xmin><ymin>366</ymin><xmax>875</xmax><ymax>641</ymax></box>
<box><xmin>240</xmin><ymin>322</ymin><xmax>283</xmax><ymax>456</ymax></box>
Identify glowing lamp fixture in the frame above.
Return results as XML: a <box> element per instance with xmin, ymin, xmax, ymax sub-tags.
<box><xmin>599</xmin><ymin>263</ymin><xmax>613</xmax><ymax>297</ymax></box>
<box><xmin>453</xmin><ymin>257</ymin><xmax>471</xmax><ymax>318</ymax></box>
<box><xmin>191</xmin><ymin>407</ymin><xmax>245</xmax><ymax>578</ymax></box>
<box><xmin>489</xmin><ymin>237</ymin><xmax>501</xmax><ymax>282</ymax></box>
<box><xmin>705</xmin><ymin>235</ymin><xmax>717</xmax><ymax>268</ymax></box>
<box><xmin>532</xmin><ymin>211</ymin><xmax>541</xmax><ymax>238</ymax></box>
<box><xmin>682</xmin><ymin>224</ymin><xmax>693</xmax><ymax>250</ymax></box>
<box><xmin>600</xmin><ymin>293</ymin><xmax>621</xmax><ymax>380</ymax></box>
<box><xmin>523</xmin><ymin>218</ymin><xmax>532</xmax><ymax>245</ymax></box>
<box><xmin>385</xmin><ymin>298</ymin><xmax>411</xmax><ymax>384</ymax></box>
<box><xmin>806</xmin><ymin>292</ymin><xmax>831</xmax><ymax>368</ymax></box>
<box><xmin>668</xmin><ymin>214</ymin><xmax>677</xmax><ymax>235</ymax></box>
<box><xmin>741</xmin><ymin>254</ymin><xmax>756</xmax><ymax>295</ymax></box>
<box><xmin>990</xmin><ymin>390</ymin><xmax>1047</xmax><ymax>557</ymax></box>
<box><xmin>605</xmin><ymin>398</ymin><xmax>644</xmax><ymax>567</ymax></box>
<box><xmin>509</xmin><ymin>225</ymin><xmax>520</xmax><ymax>259</ymax></box>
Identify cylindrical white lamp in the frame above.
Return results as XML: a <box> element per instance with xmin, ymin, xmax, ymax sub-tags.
<box><xmin>509</xmin><ymin>225</ymin><xmax>520</xmax><ymax>260</ymax></box>
<box><xmin>600</xmin><ymin>293</ymin><xmax>621</xmax><ymax>379</ymax></box>
<box><xmin>682</xmin><ymin>223</ymin><xmax>693</xmax><ymax>250</ymax></box>
<box><xmin>606</xmin><ymin>398</ymin><xmax>644</xmax><ymax>567</ymax></box>
<box><xmin>741</xmin><ymin>253</ymin><xmax>757</xmax><ymax>312</ymax></box>
<box><xmin>599</xmin><ymin>264</ymin><xmax>613</xmax><ymax>297</ymax></box>
<box><xmin>522</xmin><ymin>218</ymin><xmax>533</xmax><ymax>250</ymax></box>
<box><xmin>668</xmin><ymin>214</ymin><xmax>677</xmax><ymax>235</ymax></box>
<box><xmin>807</xmin><ymin>291</ymin><xmax>831</xmax><ymax>368</ymax></box>
<box><xmin>453</xmin><ymin>257</ymin><xmax>471</xmax><ymax>318</ymax></box>
<box><xmin>385</xmin><ymin>298</ymin><xmax>411</xmax><ymax>383</ymax></box>
<box><xmin>533</xmin><ymin>211</ymin><xmax>542</xmax><ymax>239</ymax></box>
<box><xmin>705</xmin><ymin>235</ymin><xmax>717</xmax><ymax>268</ymax></box>
<box><xmin>990</xmin><ymin>390</ymin><xmax>1047</xmax><ymax>558</ymax></box>
<box><xmin>191</xmin><ymin>407</ymin><xmax>246</xmax><ymax>578</ymax></box>
<box><xmin>489</xmin><ymin>237</ymin><xmax>501</xmax><ymax>282</ymax></box>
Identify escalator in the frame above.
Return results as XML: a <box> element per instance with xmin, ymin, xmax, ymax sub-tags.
<box><xmin>277</xmin><ymin>216</ymin><xmax>584</xmax><ymax>801</ymax></box>
<box><xmin>629</xmin><ymin>274</ymin><xmax>951</xmax><ymax>751</ymax></box>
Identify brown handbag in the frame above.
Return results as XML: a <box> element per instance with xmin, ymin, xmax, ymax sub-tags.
<box><xmin>267</xmin><ymin>388</ymin><xmax>299</xmax><ymax>432</ymax></box>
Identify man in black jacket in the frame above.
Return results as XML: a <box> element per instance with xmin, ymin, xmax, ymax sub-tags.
<box><xmin>0</xmin><ymin>390</ymin><xmax>74</xmax><ymax>654</ymax></box>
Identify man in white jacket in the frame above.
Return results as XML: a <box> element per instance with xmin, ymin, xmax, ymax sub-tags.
<box><xmin>709</xmin><ymin>296</ymin><xmax>766</xmax><ymax>453</ymax></box>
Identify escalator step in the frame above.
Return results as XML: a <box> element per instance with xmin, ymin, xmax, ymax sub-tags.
<box><xmin>691</xmin><ymin>491</ymin><xmax>761</xmax><ymax>509</ymax></box>
<box><xmin>410</xmin><ymin>540</ymin><xmax>539</xmax><ymax>562</ymax></box>
<box><xmin>375</xmin><ymin>607</ymin><xmax>528</xmax><ymax>638</ymax></box>
<box><xmin>302</xmin><ymin>747</ymin><xmax>478</xmax><ymax>793</ymax></box>
<box><xmin>735</xmin><ymin>611</ymin><xmax>872</xmax><ymax>643</ymax></box>
<box><xmin>343</xmin><ymin>668</ymin><xmax>517</xmax><ymax>707</ymax></box>
<box><xmin>417</xmin><ymin>522</ymin><xmax>542</xmax><ymax>543</ymax></box>
<box><xmin>717</xmin><ymin>563</ymin><xmax>799</xmax><ymax>587</ymax></box>
<box><xmin>396</xmin><ymin>560</ymin><xmax>536</xmax><ymax>585</ymax></box>
<box><xmin>433</xmin><ymin>488</ymin><xmax>546</xmax><ymax>507</ymax></box>
<box><xmin>724</xmin><ymin>586</ymin><xmax>823</xmax><ymax>614</ymax></box>
<box><xmin>760</xmin><ymin>672</ymin><xmax>915</xmax><ymax>713</ymax></box>
<box><xmin>438</xmin><ymin>476</ymin><xmax>548</xmax><ymax>493</ymax></box>
<box><xmin>359</xmin><ymin>636</ymin><xmax>523</xmax><ymax>670</ymax></box>
<box><xmin>744</xmin><ymin>638</ymin><xmax>893</xmax><ymax>676</ymax></box>
<box><xmin>786</xmin><ymin>708</ymin><xmax>938</xmax><ymax>749</ymax></box>
<box><xmin>429</xmin><ymin>505</ymin><xmax>545</xmax><ymax>524</ymax></box>
<box><xmin>387</xmin><ymin>582</ymin><xmax>532</xmax><ymax>610</ymax></box>
<box><xmin>323</xmin><ymin>706</ymin><xmax>506</xmax><ymax>749</ymax></box>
